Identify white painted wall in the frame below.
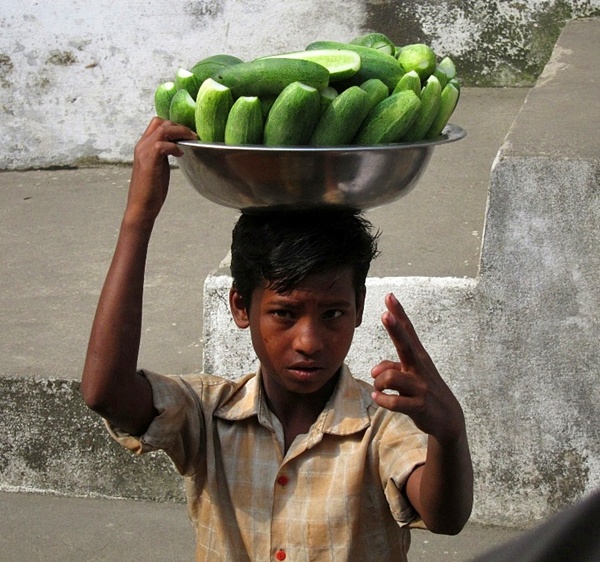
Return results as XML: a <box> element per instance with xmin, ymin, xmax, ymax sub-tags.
<box><xmin>2</xmin><ymin>1</ymin><xmax>600</xmax><ymax>170</ymax></box>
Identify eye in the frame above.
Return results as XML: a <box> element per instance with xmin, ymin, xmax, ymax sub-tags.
<box><xmin>323</xmin><ymin>309</ymin><xmax>344</xmax><ymax>320</ymax></box>
<box><xmin>271</xmin><ymin>308</ymin><xmax>294</xmax><ymax>319</ymax></box>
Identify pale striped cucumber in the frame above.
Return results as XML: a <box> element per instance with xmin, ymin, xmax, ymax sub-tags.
<box><xmin>359</xmin><ymin>78</ymin><xmax>389</xmax><ymax>113</ymax></box>
<box><xmin>224</xmin><ymin>96</ymin><xmax>264</xmax><ymax>145</ymax></box>
<box><xmin>194</xmin><ymin>78</ymin><xmax>233</xmax><ymax>142</ymax></box>
<box><xmin>258</xmin><ymin>49</ymin><xmax>360</xmax><ymax>82</ymax></box>
<box><xmin>154</xmin><ymin>81</ymin><xmax>177</xmax><ymax>119</ymax></box>
<box><xmin>211</xmin><ymin>58</ymin><xmax>330</xmax><ymax>98</ymax></box>
<box><xmin>425</xmin><ymin>81</ymin><xmax>459</xmax><ymax>139</ymax></box>
<box><xmin>402</xmin><ymin>75</ymin><xmax>442</xmax><ymax>141</ymax></box>
<box><xmin>306</xmin><ymin>40</ymin><xmax>404</xmax><ymax>91</ymax></box>
<box><xmin>169</xmin><ymin>89</ymin><xmax>196</xmax><ymax>131</ymax></box>
<box><xmin>174</xmin><ymin>68</ymin><xmax>201</xmax><ymax>100</ymax></box>
<box><xmin>354</xmin><ymin>90</ymin><xmax>421</xmax><ymax>144</ymax></box>
<box><xmin>392</xmin><ymin>70</ymin><xmax>421</xmax><ymax>97</ymax></box>
<box><xmin>263</xmin><ymin>82</ymin><xmax>321</xmax><ymax>146</ymax></box>
<box><xmin>310</xmin><ymin>86</ymin><xmax>369</xmax><ymax>146</ymax></box>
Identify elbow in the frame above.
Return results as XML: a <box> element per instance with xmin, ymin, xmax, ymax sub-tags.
<box><xmin>425</xmin><ymin>504</ymin><xmax>473</xmax><ymax>536</ymax></box>
<box><xmin>80</xmin><ymin>375</ymin><xmax>111</xmax><ymax>417</ymax></box>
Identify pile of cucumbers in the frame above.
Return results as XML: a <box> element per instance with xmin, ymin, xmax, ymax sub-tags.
<box><xmin>154</xmin><ymin>32</ymin><xmax>461</xmax><ymax>146</ymax></box>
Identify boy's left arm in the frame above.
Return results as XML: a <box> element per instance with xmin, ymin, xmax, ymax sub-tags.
<box><xmin>371</xmin><ymin>293</ymin><xmax>474</xmax><ymax>535</ymax></box>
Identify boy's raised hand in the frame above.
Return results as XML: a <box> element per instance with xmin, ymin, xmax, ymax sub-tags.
<box><xmin>126</xmin><ymin>117</ymin><xmax>197</xmax><ymax>225</ymax></box>
<box><xmin>371</xmin><ymin>292</ymin><xmax>465</xmax><ymax>443</ymax></box>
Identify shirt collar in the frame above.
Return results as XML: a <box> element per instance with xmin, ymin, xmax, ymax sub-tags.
<box><xmin>214</xmin><ymin>364</ymin><xmax>371</xmax><ymax>436</ymax></box>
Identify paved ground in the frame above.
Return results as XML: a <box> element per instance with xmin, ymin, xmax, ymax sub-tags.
<box><xmin>0</xmin><ymin>491</ymin><xmax>525</xmax><ymax>562</ymax></box>
<box><xmin>0</xmin><ymin>87</ymin><xmax>530</xmax><ymax>560</ymax></box>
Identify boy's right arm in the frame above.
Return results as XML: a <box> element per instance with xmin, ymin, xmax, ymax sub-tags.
<box><xmin>81</xmin><ymin>118</ymin><xmax>197</xmax><ymax>436</ymax></box>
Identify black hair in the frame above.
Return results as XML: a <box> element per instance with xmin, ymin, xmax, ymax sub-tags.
<box><xmin>230</xmin><ymin>208</ymin><xmax>380</xmax><ymax>307</ymax></box>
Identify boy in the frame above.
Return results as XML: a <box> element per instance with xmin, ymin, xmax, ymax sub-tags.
<box><xmin>81</xmin><ymin>117</ymin><xmax>473</xmax><ymax>561</ymax></box>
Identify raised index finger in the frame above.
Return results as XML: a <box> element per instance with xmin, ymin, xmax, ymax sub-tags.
<box><xmin>381</xmin><ymin>292</ymin><xmax>427</xmax><ymax>370</ymax></box>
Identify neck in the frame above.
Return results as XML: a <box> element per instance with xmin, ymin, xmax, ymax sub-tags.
<box><xmin>262</xmin><ymin>370</ymin><xmax>341</xmax><ymax>450</ymax></box>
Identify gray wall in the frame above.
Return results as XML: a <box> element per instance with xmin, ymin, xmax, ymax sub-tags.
<box><xmin>1</xmin><ymin>1</ymin><xmax>599</xmax><ymax>170</ymax></box>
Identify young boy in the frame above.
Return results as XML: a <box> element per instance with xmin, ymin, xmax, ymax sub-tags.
<box><xmin>81</xmin><ymin>117</ymin><xmax>473</xmax><ymax>561</ymax></box>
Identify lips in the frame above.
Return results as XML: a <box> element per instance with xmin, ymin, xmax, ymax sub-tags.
<box><xmin>287</xmin><ymin>363</ymin><xmax>323</xmax><ymax>377</ymax></box>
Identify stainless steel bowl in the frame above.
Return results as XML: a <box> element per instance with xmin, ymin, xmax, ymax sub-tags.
<box><xmin>176</xmin><ymin>123</ymin><xmax>465</xmax><ymax>211</ymax></box>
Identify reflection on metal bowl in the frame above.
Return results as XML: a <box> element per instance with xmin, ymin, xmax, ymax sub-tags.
<box><xmin>176</xmin><ymin>123</ymin><xmax>465</xmax><ymax>212</ymax></box>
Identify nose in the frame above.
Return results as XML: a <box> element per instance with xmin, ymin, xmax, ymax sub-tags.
<box><xmin>293</xmin><ymin>317</ymin><xmax>324</xmax><ymax>356</ymax></box>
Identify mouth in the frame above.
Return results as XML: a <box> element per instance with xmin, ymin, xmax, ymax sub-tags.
<box><xmin>287</xmin><ymin>363</ymin><xmax>323</xmax><ymax>379</ymax></box>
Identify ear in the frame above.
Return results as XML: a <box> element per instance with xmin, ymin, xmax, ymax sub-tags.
<box><xmin>229</xmin><ymin>287</ymin><xmax>250</xmax><ymax>329</ymax></box>
<box><xmin>355</xmin><ymin>287</ymin><xmax>366</xmax><ymax>328</ymax></box>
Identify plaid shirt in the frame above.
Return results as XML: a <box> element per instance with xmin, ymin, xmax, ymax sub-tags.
<box><xmin>107</xmin><ymin>365</ymin><xmax>428</xmax><ymax>561</ymax></box>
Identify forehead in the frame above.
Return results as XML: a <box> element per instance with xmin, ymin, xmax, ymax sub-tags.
<box><xmin>262</xmin><ymin>268</ymin><xmax>355</xmax><ymax>301</ymax></box>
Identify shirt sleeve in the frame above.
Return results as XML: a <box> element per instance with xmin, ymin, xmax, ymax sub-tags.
<box><xmin>375</xmin><ymin>411</ymin><xmax>429</xmax><ymax>528</ymax></box>
<box><xmin>104</xmin><ymin>369</ymin><xmax>205</xmax><ymax>476</ymax></box>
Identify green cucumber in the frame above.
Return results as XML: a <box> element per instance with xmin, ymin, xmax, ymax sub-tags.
<box><xmin>191</xmin><ymin>54</ymin><xmax>244</xmax><ymax>86</ymax></box>
<box><xmin>359</xmin><ymin>78</ymin><xmax>389</xmax><ymax>113</ymax></box>
<box><xmin>396</xmin><ymin>43</ymin><xmax>437</xmax><ymax>81</ymax></box>
<box><xmin>194</xmin><ymin>78</ymin><xmax>233</xmax><ymax>142</ymax></box>
<box><xmin>306</xmin><ymin>40</ymin><xmax>404</xmax><ymax>91</ymax></box>
<box><xmin>350</xmin><ymin>32</ymin><xmax>396</xmax><ymax>56</ymax></box>
<box><xmin>310</xmin><ymin>86</ymin><xmax>369</xmax><ymax>146</ymax></box>
<box><xmin>425</xmin><ymin>81</ymin><xmax>460</xmax><ymax>139</ymax></box>
<box><xmin>263</xmin><ymin>81</ymin><xmax>321</xmax><ymax>146</ymax></box>
<box><xmin>402</xmin><ymin>75</ymin><xmax>442</xmax><ymax>141</ymax></box>
<box><xmin>392</xmin><ymin>70</ymin><xmax>421</xmax><ymax>97</ymax></box>
<box><xmin>354</xmin><ymin>90</ymin><xmax>421</xmax><ymax>145</ymax></box>
<box><xmin>433</xmin><ymin>56</ymin><xmax>456</xmax><ymax>90</ymax></box>
<box><xmin>260</xmin><ymin>96</ymin><xmax>277</xmax><ymax>118</ymax></box>
<box><xmin>258</xmin><ymin>49</ymin><xmax>360</xmax><ymax>82</ymax></box>
<box><xmin>174</xmin><ymin>68</ymin><xmax>201</xmax><ymax>100</ymax></box>
<box><xmin>154</xmin><ymin>81</ymin><xmax>177</xmax><ymax>119</ymax></box>
<box><xmin>319</xmin><ymin>86</ymin><xmax>339</xmax><ymax>116</ymax></box>
<box><xmin>224</xmin><ymin>96</ymin><xmax>264</xmax><ymax>145</ymax></box>
<box><xmin>211</xmin><ymin>58</ymin><xmax>330</xmax><ymax>98</ymax></box>
<box><xmin>169</xmin><ymin>89</ymin><xmax>196</xmax><ymax>131</ymax></box>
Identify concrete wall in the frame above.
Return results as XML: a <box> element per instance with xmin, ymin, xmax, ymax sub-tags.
<box><xmin>1</xmin><ymin>1</ymin><xmax>599</xmax><ymax>170</ymax></box>
<box><xmin>203</xmin><ymin>18</ymin><xmax>600</xmax><ymax>526</ymax></box>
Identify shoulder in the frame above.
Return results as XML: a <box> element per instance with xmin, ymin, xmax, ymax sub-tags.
<box><xmin>142</xmin><ymin>369</ymin><xmax>256</xmax><ymax>412</ymax></box>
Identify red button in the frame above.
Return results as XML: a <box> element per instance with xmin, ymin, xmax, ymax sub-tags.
<box><xmin>276</xmin><ymin>475</ymin><xmax>289</xmax><ymax>487</ymax></box>
<box><xmin>275</xmin><ymin>549</ymin><xmax>286</xmax><ymax>560</ymax></box>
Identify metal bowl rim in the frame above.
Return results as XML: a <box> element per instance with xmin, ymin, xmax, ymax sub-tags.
<box><xmin>177</xmin><ymin>123</ymin><xmax>466</xmax><ymax>153</ymax></box>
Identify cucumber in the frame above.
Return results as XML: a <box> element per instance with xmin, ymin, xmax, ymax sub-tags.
<box><xmin>392</xmin><ymin>70</ymin><xmax>421</xmax><ymax>97</ymax></box>
<box><xmin>306</xmin><ymin>40</ymin><xmax>404</xmax><ymax>91</ymax></box>
<box><xmin>263</xmin><ymin>81</ymin><xmax>321</xmax><ymax>146</ymax></box>
<box><xmin>191</xmin><ymin>54</ymin><xmax>243</xmax><ymax>86</ymax></box>
<box><xmin>174</xmin><ymin>68</ymin><xmax>201</xmax><ymax>100</ymax></box>
<box><xmin>169</xmin><ymin>89</ymin><xmax>196</xmax><ymax>131</ymax></box>
<box><xmin>433</xmin><ymin>56</ymin><xmax>456</xmax><ymax>90</ymax></box>
<box><xmin>258</xmin><ymin>49</ymin><xmax>360</xmax><ymax>82</ymax></box>
<box><xmin>224</xmin><ymin>96</ymin><xmax>264</xmax><ymax>145</ymax></box>
<box><xmin>310</xmin><ymin>86</ymin><xmax>369</xmax><ymax>146</ymax></box>
<box><xmin>154</xmin><ymin>81</ymin><xmax>177</xmax><ymax>119</ymax></box>
<box><xmin>319</xmin><ymin>86</ymin><xmax>338</xmax><ymax>116</ymax></box>
<box><xmin>402</xmin><ymin>75</ymin><xmax>442</xmax><ymax>141</ymax></box>
<box><xmin>260</xmin><ymin>96</ymin><xmax>277</xmax><ymax>118</ymax></box>
<box><xmin>350</xmin><ymin>32</ymin><xmax>396</xmax><ymax>56</ymax></box>
<box><xmin>396</xmin><ymin>43</ymin><xmax>437</xmax><ymax>81</ymax></box>
<box><xmin>194</xmin><ymin>78</ymin><xmax>233</xmax><ymax>142</ymax></box>
<box><xmin>211</xmin><ymin>58</ymin><xmax>330</xmax><ymax>98</ymax></box>
<box><xmin>425</xmin><ymin>81</ymin><xmax>460</xmax><ymax>139</ymax></box>
<box><xmin>354</xmin><ymin>90</ymin><xmax>421</xmax><ymax>145</ymax></box>
<box><xmin>359</xmin><ymin>78</ymin><xmax>389</xmax><ymax>113</ymax></box>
